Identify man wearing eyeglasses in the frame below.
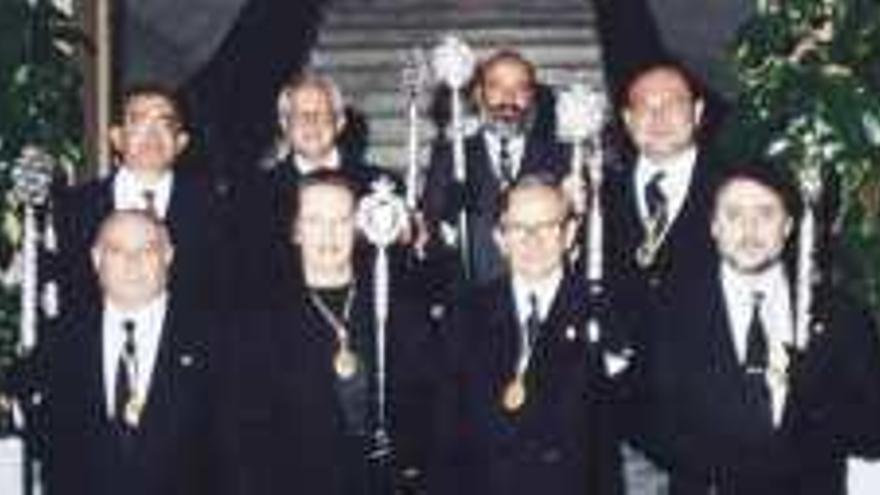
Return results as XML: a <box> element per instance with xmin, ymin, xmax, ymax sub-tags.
<box><xmin>55</xmin><ymin>82</ymin><xmax>223</xmax><ymax>312</ymax></box>
<box><xmin>438</xmin><ymin>173</ymin><xmax>622</xmax><ymax>495</ymax></box>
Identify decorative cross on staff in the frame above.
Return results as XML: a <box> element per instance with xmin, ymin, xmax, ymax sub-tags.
<box><xmin>356</xmin><ymin>177</ymin><xmax>409</xmax><ymax>462</ymax></box>
<box><xmin>431</xmin><ymin>34</ymin><xmax>476</xmax><ymax>278</ymax></box>
<box><xmin>10</xmin><ymin>146</ymin><xmax>55</xmax><ymax>355</ymax></box>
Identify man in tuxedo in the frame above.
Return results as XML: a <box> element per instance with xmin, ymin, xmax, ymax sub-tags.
<box><xmin>46</xmin><ymin>210</ymin><xmax>218</xmax><ymax>495</ymax></box>
<box><xmin>55</xmin><ymin>82</ymin><xmax>222</xmax><ymax>311</ymax></box>
<box><xmin>440</xmin><ymin>174</ymin><xmax>621</xmax><ymax>495</ymax></box>
<box><xmin>642</xmin><ymin>165</ymin><xmax>880</xmax><ymax>494</ymax></box>
<box><xmin>230</xmin><ymin>170</ymin><xmax>439</xmax><ymax>495</ymax></box>
<box><xmin>422</xmin><ymin>49</ymin><xmax>570</xmax><ymax>287</ymax></box>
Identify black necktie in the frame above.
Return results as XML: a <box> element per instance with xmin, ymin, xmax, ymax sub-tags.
<box><xmin>644</xmin><ymin>171</ymin><xmax>668</xmax><ymax>232</ymax></box>
<box><xmin>142</xmin><ymin>189</ymin><xmax>157</xmax><ymax>217</ymax></box>
<box><xmin>744</xmin><ymin>292</ymin><xmax>772</xmax><ymax>425</ymax></box>
<box><xmin>525</xmin><ymin>293</ymin><xmax>541</xmax><ymax>346</ymax></box>
<box><xmin>498</xmin><ymin>136</ymin><xmax>515</xmax><ymax>185</ymax></box>
<box><xmin>114</xmin><ymin>320</ymin><xmax>137</xmax><ymax>428</ymax></box>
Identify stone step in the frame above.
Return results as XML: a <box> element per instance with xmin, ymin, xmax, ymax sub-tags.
<box><xmin>314</xmin><ymin>0</ymin><xmax>604</xmax><ymax>174</ymax></box>
<box><xmin>317</xmin><ymin>25</ymin><xmax>596</xmax><ymax>49</ymax></box>
<box><xmin>312</xmin><ymin>42</ymin><xmax>601</xmax><ymax>70</ymax></box>
<box><xmin>347</xmin><ymin>69</ymin><xmax>605</xmax><ymax>117</ymax></box>
<box><xmin>316</xmin><ymin>59</ymin><xmax>604</xmax><ymax>96</ymax></box>
<box><xmin>365</xmin><ymin>143</ymin><xmax>431</xmax><ymax>172</ymax></box>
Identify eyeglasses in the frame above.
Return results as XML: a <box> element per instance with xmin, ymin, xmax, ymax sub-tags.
<box><xmin>501</xmin><ymin>217</ymin><xmax>567</xmax><ymax>241</ymax></box>
<box><xmin>123</xmin><ymin>117</ymin><xmax>182</xmax><ymax>136</ymax></box>
<box><xmin>289</xmin><ymin>111</ymin><xmax>336</xmax><ymax>127</ymax></box>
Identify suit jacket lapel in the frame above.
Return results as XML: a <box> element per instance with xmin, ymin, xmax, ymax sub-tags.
<box><xmin>468</xmin><ymin>134</ymin><xmax>503</xmax><ymax>210</ymax></box>
<box><xmin>134</xmin><ymin>302</ymin><xmax>176</xmax><ymax>443</ymax></box>
<box><xmin>84</xmin><ymin>308</ymin><xmax>112</xmax><ymax>425</ymax></box>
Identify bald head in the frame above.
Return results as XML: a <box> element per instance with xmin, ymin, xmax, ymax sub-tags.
<box><xmin>91</xmin><ymin>210</ymin><xmax>174</xmax><ymax>310</ymax></box>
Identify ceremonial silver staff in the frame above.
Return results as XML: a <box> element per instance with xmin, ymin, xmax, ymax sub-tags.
<box><xmin>795</xmin><ymin>165</ymin><xmax>823</xmax><ymax>350</ymax></box>
<box><xmin>431</xmin><ymin>35</ymin><xmax>475</xmax><ymax>278</ymax></box>
<box><xmin>357</xmin><ymin>178</ymin><xmax>408</xmax><ymax>457</ymax></box>
<box><xmin>401</xmin><ymin>47</ymin><xmax>430</xmax><ymax>210</ymax></box>
<box><xmin>556</xmin><ymin>84</ymin><xmax>607</xmax><ymax>341</ymax></box>
<box><xmin>11</xmin><ymin>146</ymin><xmax>55</xmax><ymax>354</ymax></box>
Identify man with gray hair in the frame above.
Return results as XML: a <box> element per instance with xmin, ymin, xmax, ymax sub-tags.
<box><xmin>233</xmin><ymin>71</ymin><xmax>397</xmax><ymax>306</ymax></box>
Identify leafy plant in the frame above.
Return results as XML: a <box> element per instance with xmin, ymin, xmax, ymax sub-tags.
<box><xmin>0</xmin><ymin>0</ymin><xmax>85</xmax><ymax>373</ymax></box>
<box><xmin>723</xmin><ymin>0</ymin><xmax>880</xmax><ymax>310</ymax></box>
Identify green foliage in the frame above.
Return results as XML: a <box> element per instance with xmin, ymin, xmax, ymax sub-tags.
<box><xmin>722</xmin><ymin>0</ymin><xmax>880</xmax><ymax>309</ymax></box>
<box><xmin>0</xmin><ymin>0</ymin><xmax>85</xmax><ymax>376</ymax></box>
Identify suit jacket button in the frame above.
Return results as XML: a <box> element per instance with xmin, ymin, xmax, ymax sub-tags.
<box><xmin>540</xmin><ymin>448</ymin><xmax>562</xmax><ymax>464</ymax></box>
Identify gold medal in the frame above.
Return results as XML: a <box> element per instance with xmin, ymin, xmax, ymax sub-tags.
<box><xmin>333</xmin><ymin>346</ymin><xmax>359</xmax><ymax>379</ymax></box>
<box><xmin>502</xmin><ymin>376</ymin><xmax>527</xmax><ymax>412</ymax></box>
<box><xmin>123</xmin><ymin>395</ymin><xmax>144</xmax><ymax>428</ymax></box>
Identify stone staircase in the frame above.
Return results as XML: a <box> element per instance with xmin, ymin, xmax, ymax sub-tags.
<box><xmin>309</xmin><ymin>0</ymin><xmax>604</xmax><ymax>172</ymax></box>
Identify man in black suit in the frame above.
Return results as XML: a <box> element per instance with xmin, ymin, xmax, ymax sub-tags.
<box><xmin>600</xmin><ymin>61</ymin><xmax>724</xmax><ymax>491</ymax></box>
<box><xmin>230</xmin><ymin>171</ymin><xmax>439</xmax><ymax>495</ymax></box>
<box><xmin>234</xmin><ymin>72</ymin><xmax>398</xmax><ymax>307</ymax></box>
<box><xmin>46</xmin><ymin>210</ymin><xmax>218</xmax><ymax>495</ymax></box>
<box><xmin>422</xmin><ymin>49</ymin><xmax>570</xmax><ymax>287</ymax></box>
<box><xmin>55</xmin><ymin>83</ymin><xmax>222</xmax><ymax>311</ymax></box>
<box><xmin>440</xmin><ymin>174</ymin><xmax>621</xmax><ymax>495</ymax></box>
<box><xmin>604</xmin><ymin>59</ymin><xmax>721</xmax><ymax>302</ymax></box>
<box><xmin>641</xmin><ymin>165</ymin><xmax>880</xmax><ymax>494</ymax></box>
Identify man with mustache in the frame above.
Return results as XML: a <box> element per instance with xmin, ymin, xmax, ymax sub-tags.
<box><xmin>422</xmin><ymin>49</ymin><xmax>570</xmax><ymax>289</ymax></box>
<box><xmin>636</xmin><ymin>164</ymin><xmax>880</xmax><ymax>494</ymax></box>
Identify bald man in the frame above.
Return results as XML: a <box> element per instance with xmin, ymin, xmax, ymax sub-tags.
<box><xmin>46</xmin><ymin>210</ymin><xmax>220</xmax><ymax>495</ymax></box>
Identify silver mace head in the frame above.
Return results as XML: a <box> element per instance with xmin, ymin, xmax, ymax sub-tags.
<box><xmin>357</xmin><ymin>177</ymin><xmax>409</xmax><ymax>249</ymax></box>
<box><xmin>402</xmin><ymin>46</ymin><xmax>431</xmax><ymax>98</ymax></box>
<box><xmin>430</xmin><ymin>34</ymin><xmax>476</xmax><ymax>90</ymax></box>
<box><xmin>11</xmin><ymin>145</ymin><xmax>55</xmax><ymax>207</ymax></box>
<box><xmin>556</xmin><ymin>83</ymin><xmax>607</xmax><ymax>143</ymax></box>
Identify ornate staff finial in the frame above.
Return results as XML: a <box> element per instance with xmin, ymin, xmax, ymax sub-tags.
<box><xmin>11</xmin><ymin>145</ymin><xmax>55</xmax><ymax>207</ymax></box>
<box><xmin>402</xmin><ymin>46</ymin><xmax>431</xmax><ymax>98</ymax></box>
<box><xmin>555</xmin><ymin>83</ymin><xmax>607</xmax><ymax>143</ymax></box>
<box><xmin>357</xmin><ymin>178</ymin><xmax>409</xmax><ymax>248</ymax></box>
<box><xmin>431</xmin><ymin>34</ymin><xmax>476</xmax><ymax>90</ymax></box>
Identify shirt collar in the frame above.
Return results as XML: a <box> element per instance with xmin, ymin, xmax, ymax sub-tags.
<box><xmin>113</xmin><ymin>166</ymin><xmax>174</xmax><ymax>217</ymax></box>
<box><xmin>294</xmin><ymin>148</ymin><xmax>341</xmax><ymax>175</ymax></box>
<box><xmin>635</xmin><ymin>146</ymin><xmax>698</xmax><ymax>220</ymax></box>
<box><xmin>511</xmin><ymin>268</ymin><xmax>563</xmax><ymax>323</ymax></box>
<box><xmin>720</xmin><ymin>262</ymin><xmax>788</xmax><ymax>303</ymax></box>
<box><xmin>105</xmin><ymin>291</ymin><xmax>169</xmax><ymax>333</ymax></box>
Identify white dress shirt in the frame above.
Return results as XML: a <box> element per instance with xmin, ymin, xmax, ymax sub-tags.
<box><xmin>721</xmin><ymin>262</ymin><xmax>794</xmax><ymax>425</ymax></box>
<box><xmin>113</xmin><ymin>167</ymin><xmax>173</xmax><ymax>219</ymax></box>
<box><xmin>102</xmin><ymin>293</ymin><xmax>169</xmax><ymax>418</ymax></box>
<box><xmin>293</xmin><ymin>148</ymin><xmax>341</xmax><ymax>175</ymax></box>
<box><xmin>483</xmin><ymin>131</ymin><xmax>526</xmax><ymax>181</ymax></box>
<box><xmin>634</xmin><ymin>146</ymin><xmax>698</xmax><ymax>227</ymax></box>
<box><xmin>511</xmin><ymin>268</ymin><xmax>563</xmax><ymax>328</ymax></box>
